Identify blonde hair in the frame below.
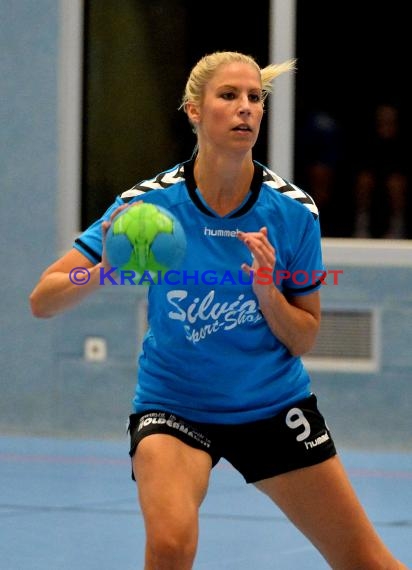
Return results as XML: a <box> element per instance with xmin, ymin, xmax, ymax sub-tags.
<box><xmin>180</xmin><ymin>51</ymin><xmax>296</xmax><ymax>111</ymax></box>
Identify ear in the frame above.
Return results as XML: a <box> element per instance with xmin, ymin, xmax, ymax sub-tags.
<box><xmin>186</xmin><ymin>101</ymin><xmax>201</xmax><ymax>126</ymax></box>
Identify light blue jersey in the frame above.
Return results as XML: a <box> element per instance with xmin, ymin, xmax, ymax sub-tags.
<box><xmin>75</xmin><ymin>159</ymin><xmax>324</xmax><ymax>423</ymax></box>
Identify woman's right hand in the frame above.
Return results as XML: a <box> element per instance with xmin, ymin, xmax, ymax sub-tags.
<box><xmin>101</xmin><ymin>201</ymin><xmax>143</xmax><ymax>268</ymax></box>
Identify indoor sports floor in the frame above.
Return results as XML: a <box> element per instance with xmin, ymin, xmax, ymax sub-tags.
<box><xmin>1</xmin><ymin>435</ymin><xmax>411</xmax><ymax>569</ymax></box>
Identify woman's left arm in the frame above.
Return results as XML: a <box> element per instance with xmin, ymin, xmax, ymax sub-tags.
<box><xmin>253</xmin><ymin>286</ymin><xmax>320</xmax><ymax>357</ymax></box>
<box><xmin>238</xmin><ymin>227</ymin><xmax>321</xmax><ymax>356</ymax></box>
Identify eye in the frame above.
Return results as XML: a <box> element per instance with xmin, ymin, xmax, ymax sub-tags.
<box><xmin>249</xmin><ymin>93</ymin><xmax>262</xmax><ymax>103</ymax></box>
<box><xmin>221</xmin><ymin>91</ymin><xmax>236</xmax><ymax>100</ymax></box>
<box><xmin>219</xmin><ymin>91</ymin><xmax>262</xmax><ymax>103</ymax></box>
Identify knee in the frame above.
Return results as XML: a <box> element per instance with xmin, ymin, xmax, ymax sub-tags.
<box><xmin>147</xmin><ymin>527</ymin><xmax>197</xmax><ymax>568</ymax></box>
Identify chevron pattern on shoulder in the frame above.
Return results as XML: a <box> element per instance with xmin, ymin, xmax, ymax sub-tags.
<box><xmin>262</xmin><ymin>166</ymin><xmax>319</xmax><ymax>219</ymax></box>
<box><xmin>120</xmin><ymin>164</ymin><xmax>185</xmax><ymax>203</ymax></box>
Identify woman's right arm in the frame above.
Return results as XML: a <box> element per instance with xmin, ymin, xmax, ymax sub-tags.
<box><xmin>29</xmin><ymin>248</ymin><xmax>105</xmax><ymax>319</ymax></box>
<box><xmin>30</xmin><ymin>205</ymin><xmax>133</xmax><ymax>319</ymax></box>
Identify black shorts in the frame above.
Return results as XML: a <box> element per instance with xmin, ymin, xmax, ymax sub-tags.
<box><xmin>128</xmin><ymin>394</ymin><xmax>337</xmax><ymax>484</ymax></box>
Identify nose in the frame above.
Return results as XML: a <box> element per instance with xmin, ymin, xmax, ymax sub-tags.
<box><xmin>238</xmin><ymin>95</ymin><xmax>251</xmax><ymax>115</ymax></box>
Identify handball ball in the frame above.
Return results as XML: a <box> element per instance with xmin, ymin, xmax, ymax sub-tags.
<box><xmin>105</xmin><ymin>203</ymin><xmax>186</xmax><ymax>283</ymax></box>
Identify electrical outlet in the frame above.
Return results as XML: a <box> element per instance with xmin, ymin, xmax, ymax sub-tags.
<box><xmin>84</xmin><ymin>337</ymin><xmax>107</xmax><ymax>362</ymax></box>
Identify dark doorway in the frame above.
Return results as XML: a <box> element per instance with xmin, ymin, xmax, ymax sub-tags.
<box><xmin>81</xmin><ymin>0</ymin><xmax>270</xmax><ymax>228</ymax></box>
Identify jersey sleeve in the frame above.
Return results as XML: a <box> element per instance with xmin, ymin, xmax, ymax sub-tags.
<box><xmin>73</xmin><ymin>195</ymin><xmax>125</xmax><ymax>264</ymax></box>
<box><xmin>282</xmin><ymin>211</ymin><xmax>325</xmax><ymax>296</ymax></box>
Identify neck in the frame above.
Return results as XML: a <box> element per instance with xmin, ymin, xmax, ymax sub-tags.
<box><xmin>193</xmin><ymin>151</ymin><xmax>255</xmax><ymax>216</ymax></box>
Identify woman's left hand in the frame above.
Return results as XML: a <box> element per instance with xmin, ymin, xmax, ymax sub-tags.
<box><xmin>237</xmin><ymin>226</ymin><xmax>275</xmax><ymax>291</ymax></box>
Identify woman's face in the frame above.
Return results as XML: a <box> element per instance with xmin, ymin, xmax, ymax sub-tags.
<box><xmin>191</xmin><ymin>62</ymin><xmax>264</xmax><ymax>154</ymax></box>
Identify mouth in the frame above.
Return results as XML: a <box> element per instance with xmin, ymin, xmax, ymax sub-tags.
<box><xmin>232</xmin><ymin>124</ymin><xmax>252</xmax><ymax>132</ymax></box>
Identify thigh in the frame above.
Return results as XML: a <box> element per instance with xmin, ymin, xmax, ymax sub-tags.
<box><xmin>255</xmin><ymin>455</ymin><xmax>397</xmax><ymax>568</ymax></box>
<box><xmin>133</xmin><ymin>433</ymin><xmax>212</xmax><ymax>532</ymax></box>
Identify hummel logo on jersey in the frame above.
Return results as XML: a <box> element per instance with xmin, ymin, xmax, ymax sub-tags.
<box><xmin>204</xmin><ymin>227</ymin><xmax>240</xmax><ymax>238</ymax></box>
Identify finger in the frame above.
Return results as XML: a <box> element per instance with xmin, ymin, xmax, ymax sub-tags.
<box><xmin>241</xmin><ymin>263</ymin><xmax>252</xmax><ymax>275</ymax></box>
<box><xmin>109</xmin><ymin>204</ymin><xmax>128</xmax><ymax>222</ymax></box>
<box><xmin>101</xmin><ymin>220</ymin><xmax>110</xmax><ymax>237</ymax></box>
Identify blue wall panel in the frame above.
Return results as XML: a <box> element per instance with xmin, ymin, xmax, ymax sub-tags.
<box><xmin>1</xmin><ymin>3</ymin><xmax>411</xmax><ymax>452</ymax></box>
